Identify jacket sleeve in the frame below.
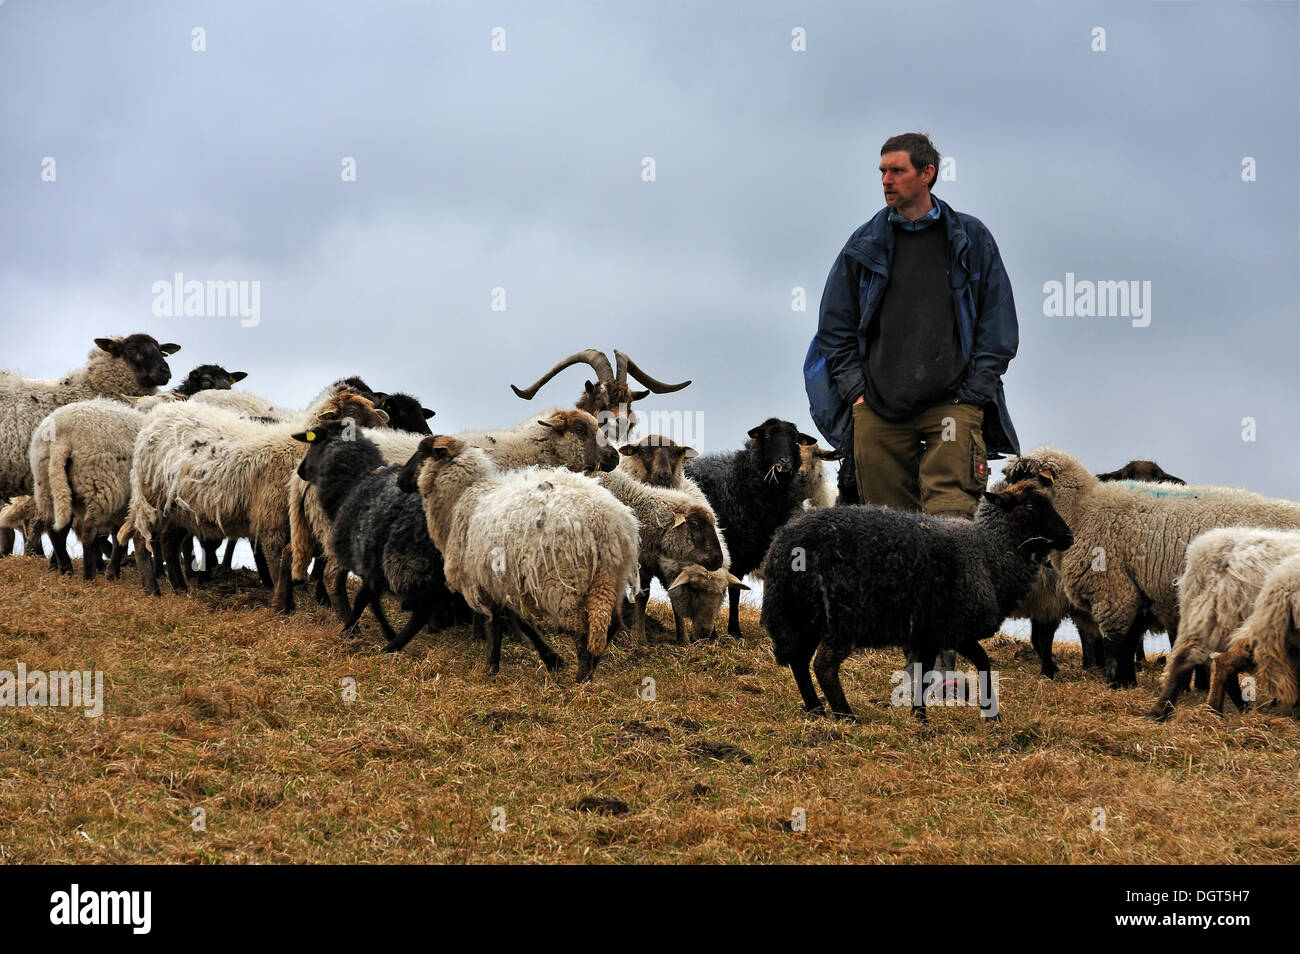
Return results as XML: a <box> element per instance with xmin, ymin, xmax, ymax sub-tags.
<box><xmin>958</xmin><ymin>229</ymin><xmax>1018</xmax><ymax>404</ymax></box>
<box><xmin>816</xmin><ymin>251</ymin><xmax>866</xmax><ymax>404</ymax></box>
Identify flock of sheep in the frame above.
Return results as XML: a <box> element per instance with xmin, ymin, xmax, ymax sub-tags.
<box><xmin>2</xmin><ymin>333</ymin><xmax>1299</xmax><ymax>726</ymax></box>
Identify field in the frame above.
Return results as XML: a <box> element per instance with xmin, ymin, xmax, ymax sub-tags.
<box><xmin>2</xmin><ymin>554</ymin><xmax>1298</xmax><ymax>864</ymax></box>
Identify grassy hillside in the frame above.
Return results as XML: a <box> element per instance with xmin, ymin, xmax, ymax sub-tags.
<box><xmin>1</xmin><ymin>555</ymin><xmax>1297</xmax><ymax>864</ymax></box>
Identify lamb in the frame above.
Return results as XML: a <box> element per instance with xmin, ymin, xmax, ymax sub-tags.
<box><xmin>684</xmin><ymin>418</ymin><xmax>815</xmax><ymax>636</ymax></box>
<box><xmin>1003</xmin><ymin>446</ymin><xmax>1300</xmax><ymax>688</ymax></box>
<box><xmin>1146</xmin><ymin>528</ymin><xmax>1300</xmax><ymax>718</ymax></box>
<box><xmin>285</xmin><ymin>407</ymin><xmax>618</xmax><ymax>618</ymax></box>
<box><xmin>0</xmin><ymin>335</ymin><xmax>180</xmax><ymax>555</ymax></box>
<box><xmin>122</xmin><ymin>390</ymin><xmax>388</xmax><ymax>597</ymax></box>
<box><xmin>761</xmin><ymin>481</ymin><xmax>1073</xmax><ymax>721</ymax></box>
<box><xmin>398</xmin><ymin>435</ymin><xmax>640</xmax><ymax>683</ymax></box>
<box><xmin>291</xmin><ymin>423</ymin><xmax>480</xmax><ymax>655</ymax></box>
<box><xmin>594</xmin><ymin>467</ymin><xmax>725</xmax><ymax>642</ymax></box>
<box><xmin>792</xmin><ymin>443</ymin><xmax>840</xmax><ymax>513</ymax></box>
<box><xmin>1207</xmin><ymin>553</ymin><xmax>1300</xmax><ymax>713</ymax></box>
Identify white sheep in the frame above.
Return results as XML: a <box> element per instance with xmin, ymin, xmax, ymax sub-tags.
<box><xmin>399</xmin><ymin>435</ymin><xmax>639</xmax><ymax>683</ymax></box>
<box><xmin>0</xmin><ymin>335</ymin><xmax>180</xmax><ymax>553</ymax></box>
<box><xmin>121</xmin><ymin>390</ymin><xmax>387</xmax><ymax>597</ymax></box>
<box><xmin>1208</xmin><ymin>553</ymin><xmax>1300</xmax><ymax>712</ymax></box>
<box><xmin>1147</xmin><ymin>527</ymin><xmax>1300</xmax><ymax>718</ymax></box>
<box><xmin>1004</xmin><ymin>446</ymin><xmax>1300</xmax><ymax>689</ymax></box>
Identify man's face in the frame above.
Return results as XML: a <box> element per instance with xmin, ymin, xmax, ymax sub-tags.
<box><xmin>879</xmin><ymin>150</ymin><xmax>933</xmax><ymax>208</ymax></box>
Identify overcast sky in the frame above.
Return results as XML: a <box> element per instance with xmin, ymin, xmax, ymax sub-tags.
<box><xmin>2</xmin><ymin>1</ymin><xmax>1297</xmax><ymax>497</ymax></box>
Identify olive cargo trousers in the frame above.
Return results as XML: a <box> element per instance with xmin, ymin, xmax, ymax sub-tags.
<box><xmin>852</xmin><ymin>400</ymin><xmax>988</xmax><ymax>518</ymax></box>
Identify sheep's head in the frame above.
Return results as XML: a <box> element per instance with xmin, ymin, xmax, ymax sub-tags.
<box><xmin>95</xmin><ymin>334</ymin><xmax>181</xmax><ymax>389</ymax></box>
<box><xmin>291</xmin><ymin>420</ymin><xmax>352</xmax><ymax>484</ymax></box>
<box><xmin>535</xmin><ymin>409</ymin><xmax>619</xmax><ymax>474</ymax></box>
<box><xmin>314</xmin><ymin>390</ymin><xmax>390</xmax><ymax>429</ymax></box>
<box><xmin>666</xmin><ymin>566</ymin><xmax>747</xmax><ymax>641</ymax></box>
<box><xmin>793</xmin><ymin>443</ymin><xmax>842</xmax><ymax>499</ymax></box>
<box><xmin>397</xmin><ymin>434</ymin><xmax>472</xmax><ymax>495</ymax></box>
<box><xmin>1096</xmin><ymin>460</ymin><xmax>1185</xmax><ymax>485</ymax></box>
<box><xmin>1002</xmin><ymin>445</ymin><xmax>1096</xmax><ymax>497</ymax></box>
<box><xmin>979</xmin><ymin>479</ymin><xmax>1074</xmax><ymax>561</ymax></box>
<box><xmin>668</xmin><ymin>505</ymin><xmax>724</xmax><ymax>572</ymax></box>
<box><xmin>744</xmin><ymin>418</ymin><xmax>817</xmax><ymax>484</ymax></box>
<box><xmin>374</xmin><ymin>391</ymin><xmax>435</xmax><ymax>435</ymax></box>
<box><xmin>618</xmin><ymin>434</ymin><xmax>697</xmax><ymax>487</ymax></box>
<box><xmin>173</xmin><ymin>364</ymin><xmax>247</xmax><ymax>396</ymax></box>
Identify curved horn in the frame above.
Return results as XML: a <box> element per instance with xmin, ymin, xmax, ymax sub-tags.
<box><xmin>510</xmin><ymin>349</ymin><xmax>614</xmax><ymax>400</ymax></box>
<box><xmin>613</xmin><ymin>350</ymin><xmax>691</xmax><ymax>394</ymax></box>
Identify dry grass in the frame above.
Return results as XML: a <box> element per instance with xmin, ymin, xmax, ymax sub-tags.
<box><xmin>2</xmin><ymin>554</ymin><xmax>1298</xmax><ymax>864</ymax></box>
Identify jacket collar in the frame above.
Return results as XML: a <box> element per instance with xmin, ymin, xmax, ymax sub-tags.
<box><xmin>849</xmin><ymin>195</ymin><xmax>970</xmax><ymax>274</ymax></box>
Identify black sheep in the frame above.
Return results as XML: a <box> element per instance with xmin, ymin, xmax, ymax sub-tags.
<box><xmin>761</xmin><ymin>480</ymin><xmax>1073</xmax><ymax>722</ymax></box>
<box><xmin>292</xmin><ymin>422</ymin><xmax>467</xmax><ymax>653</ymax></box>
<box><xmin>170</xmin><ymin>364</ymin><xmax>247</xmax><ymax>397</ymax></box>
<box><xmin>684</xmin><ymin>418</ymin><xmax>815</xmax><ymax>636</ymax></box>
<box><xmin>375</xmin><ymin>392</ymin><xmax>435</xmax><ymax>435</ymax></box>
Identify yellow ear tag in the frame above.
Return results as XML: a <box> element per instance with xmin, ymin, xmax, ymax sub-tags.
<box><xmin>136</xmin><ymin>397</ymin><xmax>143</xmax><ymax>403</ymax></box>
<box><xmin>1038</xmin><ymin>471</ymin><xmax>1054</xmax><ymax>484</ymax></box>
<box><xmin>306</xmin><ymin>431</ymin><xmax>316</xmax><ymax>442</ymax></box>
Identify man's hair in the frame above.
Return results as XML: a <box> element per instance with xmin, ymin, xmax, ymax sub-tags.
<box><xmin>880</xmin><ymin>132</ymin><xmax>940</xmax><ymax>190</ymax></box>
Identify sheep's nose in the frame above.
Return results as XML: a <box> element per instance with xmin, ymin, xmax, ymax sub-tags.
<box><xmin>704</xmin><ymin>554</ymin><xmax>723</xmax><ymax>572</ymax></box>
<box><xmin>1061</xmin><ymin>532</ymin><xmax>1074</xmax><ymax>549</ymax></box>
<box><xmin>599</xmin><ymin>450</ymin><xmax>619</xmax><ymax>472</ymax></box>
<box><xmin>776</xmin><ymin>460</ymin><xmax>792</xmax><ymax>473</ymax></box>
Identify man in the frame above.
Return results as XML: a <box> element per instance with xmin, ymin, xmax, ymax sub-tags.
<box><xmin>814</xmin><ymin>132</ymin><xmax>1019</xmax><ymax>517</ymax></box>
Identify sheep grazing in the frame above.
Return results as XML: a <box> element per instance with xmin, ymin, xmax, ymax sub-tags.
<box><xmin>594</xmin><ymin>468</ymin><xmax>725</xmax><ymax>642</ymax></box>
<box><xmin>1207</xmin><ymin>553</ymin><xmax>1300</xmax><ymax>713</ymax></box>
<box><xmin>291</xmin><ymin>423</ymin><xmax>476</xmax><ymax>654</ymax></box>
<box><xmin>617</xmin><ymin>434</ymin><xmax>697</xmax><ymax>488</ymax></box>
<box><xmin>684</xmin><ymin>418</ymin><xmax>816</xmax><ymax>636</ymax></box>
<box><xmin>123</xmin><ymin>389</ymin><xmax>388</xmax><ymax>598</ymax></box>
<box><xmin>1003</xmin><ymin>446</ymin><xmax>1300</xmax><ymax>689</ymax></box>
<box><xmin>511</xmin><ymin>348</ymin><xmax>691</xmax><ymax>443</ymax></box>
<box><xmin>1095</xmin><ymin>460</ymin><xmax>1184</xmax><ymax>485</ymax></box>
<box><xmin>1146</xmin><ymin>528</ymin><xmax>1300</xmax><ymax>719</ymax></box>
<box><xmin>0</xmin><ymin>335</ymin><xmax>180</xmax><ymax>556</ymax></box>
<box><xmin>761</xmin><ymin>481</ymin><xmax>1073</xmax><ymax>722</ymax></box>
<box><xmin>0</xmin><ymin>495</ymin><xmax>46</xmax><ymax>557</ymax></box>
<box><xmin>399</xmin><ymin>435</ymin><xmax>639</xmax><ymax>683</ymax></box>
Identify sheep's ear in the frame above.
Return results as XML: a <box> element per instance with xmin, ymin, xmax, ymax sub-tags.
<box><xmin>230</xmin><ymin>371</ymin><xmax>248</xmax><ymax>383</ymax></box>
<box><xmin>746</xmin><ymin>426</ymin><xmax>761</xmax><ymax>440</ymax></box>
<box><xmin>422</xmin><ymin>408</ymin><xmax>435</xmax><ymax>419</ymax></box>
<box><xmin>618</xmin><ymin>444</ymin><xmax>638</xmax><ymax>457</ymax></box>
<box><xmin>372</xmin><ymin>408</ymin><xmax>390</xmax><ymax>426</ymax></box>
<box><xmin>667</xmin><ymin>570</ymin><xmax>690</xmax><ymax>590</ymax></box>
<box><xmin>1037</xmin><ymin>470</ymin><xmax>1055</xmax><ymax>486</ymax></box>
<box><xmin>94</xmin><ymin>338</ymin><xmax>120</xmax><ymax>356</ymax></box>
<box><xmin>796</xmin><ymin>433</ymin><xmax>818</xmax><ymax>446</ymax></box>
<box><xmin>727</xmin><ymin>574</ymin><xmax>750</xmax><ymax>590</ymax></box>
<box><xmin>680</xmin><ymin>446</ymin><xmax>698</xmax><ymax>460</ymax></box>
<box><xmin>536</xmin><ymin>418</ymin><xmax>554</xmax><ymax>429</ymax></box>
<box><xmin>671</xmin><ymin>512</ymin><xmax>687</xmax><ymax>529</ymax></box>
<box><xmin>817</xmin><ymin>447</ymin><xmax>843</xmax><ymax>460</ymax></box>
<box><xmin>982</xmin><ymin>490</ymin><xmax>1011</xmax><ymax>509</ymax></box>
<box><xmin>159</xmin><ymin>342</ymin><xmax>182</xmax><ymax>355</ymax></box>
<box><xmin>395</xmin><ymin>453</ymin><xmax>424</xmax><ymax>493</ymax></box>
<box><xmin>291</xmin><ymin>431</ymin><xmax>314</xmax><ymax>444</ymax></box>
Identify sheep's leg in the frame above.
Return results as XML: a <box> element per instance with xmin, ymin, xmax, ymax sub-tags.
<box><xmin>367</xmin><ymin>594</ymin><xmax>399</xmax><ymax>643</ymax></box>
<box><xmin>0</xmin><ymin>527</ymin><xmax>12</xmax><ymax>556</ymax></box>
<box><xmin>633</xmin><ymin>589</ymin><xmax>650</xmax><ymax>643</ymax></box>
<box><xmin>199</xmin><ymin>538</ymin><xmax>221</xmax><ymax>583</ymax></box>
<box><xmin>27</xmin><ymin>529</ymin><xmax>46</xmax><ymax>558</ymax></box>
<box><xmin>787</xmin><ymin>642</ymin><xmax>825</xmax><ymax>714</ymax></box>
<box><xmin>727</xmin><ymin>585</ymin><xmax>742</xmax><ymax>637</ymax></box>
<box><xmin>1030</xmin><ymin>618</ymin><xmax>1059</xmax><ymax>679</ymax></box>
<box><xmin>382</xmin><ymin>599</ymin><xmax>433</xmax><ymax>654</ymax></box>
<box><xmin>511</xmin><ymin>615</ymin><xmax>563</xmax><ymax>671</ymax></box>
<box><xmin>220</xmin><ymin>538</ymin><xmax>236</xmax><ymax>571</ymax></box>
<box><xmin>327</xmin><ymin>562</ymin><xmax>351</xmax><ymax>621</ymax></box>
<box><xmin>133</xmin><ymin>532</ymin><xmax>161</xmax><ymax>596</ymax></box>
<box><xmin>163</xmin><ymin>527</ymin><xmax>189</xmax><ymax>592</ymax></box>
<box><xmin>574</xmin><ymin>635</ymin><xmax>597</xmax><ymax>684</ymax></box>
<box><xmin>812</xmin><ymin>642</ymin><xmax>855</xmax><ymax>720</ymax></box>
<box><xmin>958</xmin><ymin>638</ymin><xmax>1000</xmax><ymax>721</ymax></box>
<box><xmin>673</xmin><ymin>609</ymin><xmax>688</xmax><ymax>645</ymax></box>
<box><xmin>79</xmin><ymin>530</ymin><xmax>100</xmax><ymax>581</ymax></box>
<box><xmin>270</xmin><ymin>544</ymin><xmax>296</xmax><ymax>615</ymax></box>
<box><xmin>49</xmin><ymin>525</ymin><xmax>73</xmax><ymax>575</ymax></box>
<box><xmin>253</xmin><ymin>544</ymin><xmax>274</xmax><ymax>589</ymax></box>
<box><xmin>1208</xmin><ymin>642</ymin><xmax>1254</xmax><ymax>714</ymax></box>
<box><xmin>341</xmin><ymin>581</ymin><xmax>376</xmax><ymax>638</ymax></box>
<box><xmin>1148</xmin><ymin>657</ymin><xmax>1199</xmax><ymax>721</ymax></box>
<box><xmin>1105</xmin><ymin>618</ymin><xmax>1146</xmax><ymax>689</ymax></box>
<box><xmin>485</xmin><ymin>615</ymin><xmax>504</xmax><ymax>674</ymax></box>
<box><xmin>1224</xmin><ymin>674</ymin><xmax>1247</xmax><ymax>713</ymax></box>
<box><xmin>309</xmin><ymin>556</ymin><xmax>330</xmax><ymax>606</ymax></box>
<box><xmin>472</xmin><ymin>613</ymin><xmax>487</xmax><ymax>642</ymax></box>
<box><xmin>106</xmin><ymin>535</ymin><xmax>125</xmax><ymax>581</ymax></box>
<box><xmin>1192</xmin><ymin>663</ymin><xmax>1210</xmax><ymax>691</ymax></box>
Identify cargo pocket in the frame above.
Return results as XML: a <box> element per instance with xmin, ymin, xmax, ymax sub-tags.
<box><xmin>964</xmin><ymin>424</ymin><xmax>989</xmax><ymax>494</ymax></box>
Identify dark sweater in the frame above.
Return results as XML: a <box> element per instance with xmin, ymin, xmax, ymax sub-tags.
<box><xmin>862</xmin><ymin>222</ymin><xmax>965</xmax><ymax>420</ymax></box>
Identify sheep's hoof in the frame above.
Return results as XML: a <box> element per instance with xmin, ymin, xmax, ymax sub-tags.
<box><xmin>1040</xmin><ymin>665</ymin><xmax>1058</xmax><ymax>680</ymax></box>
<box><xmin>1146</xmin><ymin>701</ymin><xmax>1174</xmax><ymax>722</ymax></box>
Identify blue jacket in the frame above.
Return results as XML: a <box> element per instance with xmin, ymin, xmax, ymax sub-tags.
<box><xmin>806</xmin><ymin>195</ymin><xmax>1020</xmax><ymax>458</ymax></box>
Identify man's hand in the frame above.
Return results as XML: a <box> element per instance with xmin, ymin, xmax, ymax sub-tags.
<box><xmin>854</xmin><ymin>396</ymin><xmax>864</xmax><ymax>406</ymax></box>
